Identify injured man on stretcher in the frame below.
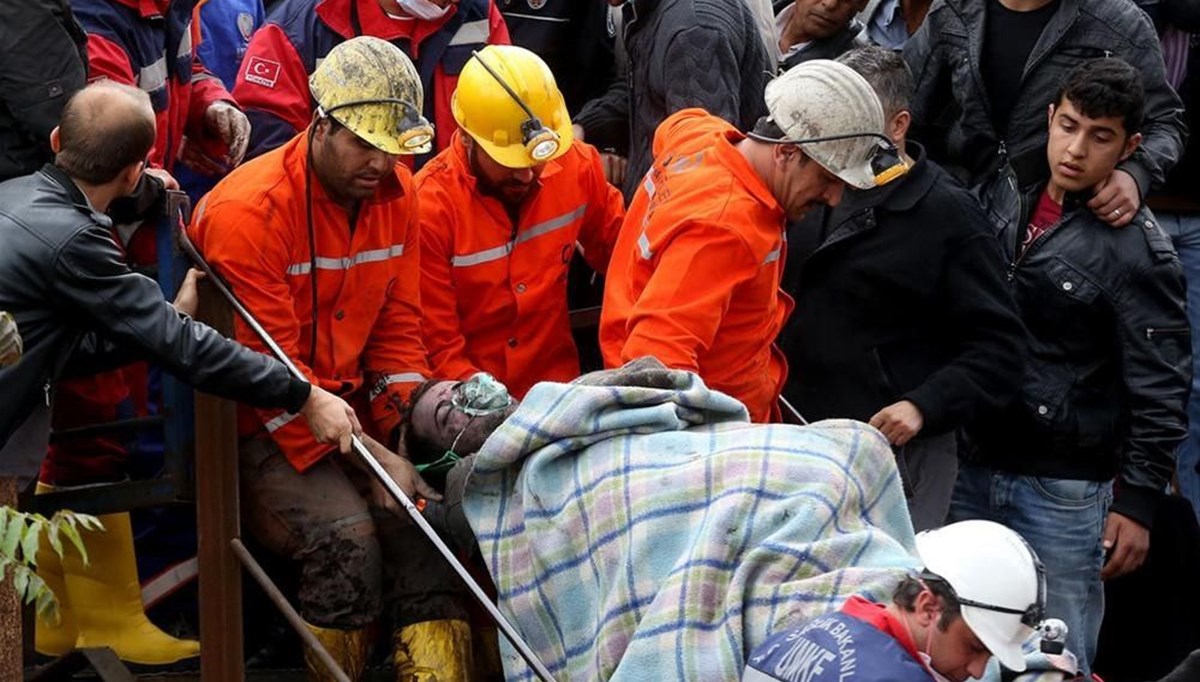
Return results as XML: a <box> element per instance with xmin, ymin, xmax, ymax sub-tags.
<box><xmin>402</xmin><ymin>358</ymin><xmax>1078</xmax><ymax>682</ymax></box>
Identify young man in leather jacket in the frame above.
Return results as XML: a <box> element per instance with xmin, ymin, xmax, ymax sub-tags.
<box><xmin>953</xmin><ymin>58</ymin><xmax>1190</xmax><ymax>675</ymax></box>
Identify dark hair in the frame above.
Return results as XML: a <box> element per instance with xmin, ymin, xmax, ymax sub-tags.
<box><xmin>893</xmin><ymin>574</ymin><xmax>963</xmax><ymax>631</ymax></box>
<box><xmin>56</xmin><ymin>82</ymin><xmax>155</xmax><ymax>184</ymax></box>
<box><xmin>1055</xmin><ymin>58</ymin><xmax>1145</xmax><ymax>135</ymax></box>
<box><xmin>837</xmin><ymin>46</ymin><xmax>914</xmax><ymax>120</ymax></box>
<box><xmin>751</xmin><ymin>116</ymin><xmax>788</xmax><ymax>140</ymax></box>
<box><xmin>400</xmin><ymin>379</ymin><xmax>445</xmax><ymax>465</ymax></box>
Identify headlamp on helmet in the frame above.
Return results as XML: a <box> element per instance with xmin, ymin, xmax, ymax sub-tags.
<box><xmin>319</xmin><ymin>97</ymin><xmax>435</xmax><ymax>155</ymax></box>
<box><xmin>748</xmin><ymin>124</ymin><xmax>910</xmax><ymax>188</ymax></box>
<box><xmin>469</xmin><ymin>50</ymin><xmax>561</xmax><ymax>164</ymax></box>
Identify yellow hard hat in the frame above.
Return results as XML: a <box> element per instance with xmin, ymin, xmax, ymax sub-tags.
<box><xmin>309</xmin><ymin>36</ymin><xmax>434</xmax><ymax>155</ymax></box>
<box><xmin>452</xmin><ymin>45</ymin><xmax>573</xmax><ymax>169</ymax></box>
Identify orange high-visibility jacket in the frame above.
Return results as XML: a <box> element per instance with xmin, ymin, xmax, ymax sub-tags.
<box><xmin>415</xmin><ymin>131</ymin><xmax>625</xmax><ymax>397</ymax></box>
<box><xmin>188</xmin><ymin>129</ymin><xmax>430</xmax><ymax>471</ymax></box>
<box><xmin>599</xmin><ymin>109</ymin><xmax>793</xmax><ymax>422</ymax></box>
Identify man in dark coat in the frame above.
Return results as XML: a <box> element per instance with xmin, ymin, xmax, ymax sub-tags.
<box><xmin>0</xmin><ymin>0</ymin><xmax>88</xmax><ymax>181</ymax></box>
<box><xmin>778</xmin><ymin>47</ymin><xmax>1026</xmax><ymax>531</ymax></box>
<box><xmin>954</xmin><ymin>59</ymin><xmax>1189</xmax><ymax>675</ymax></box>
<box><xmin>573</xmin><ymin>0</ymin><xmax>773</xmax><ymax>202</ymax></box>
<box><xmin>903</xmin><ymin>0</ymin><xmax>1186</xmax><ymax>231</ymax></box>
<box><xmin>497</xmin><ymin>0</ymin><xmax>616</xmax><ymax>114</ymax></box>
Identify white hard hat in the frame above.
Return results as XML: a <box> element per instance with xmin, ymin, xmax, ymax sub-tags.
<box><xmin>915</xmin><ymin>521</ymin><xmax>1045</xmax><ymax>673</ymax></box>
<box><xmin>762</xmin><ymin>60</ymin><xmax>886</xmax><ymax>190</ymax></box>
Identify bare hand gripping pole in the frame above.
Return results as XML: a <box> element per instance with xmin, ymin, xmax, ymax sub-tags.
<box><xmin>176</xmin><ymin>215</ymin><xmax>555</xmax><ymax>682</ymax></box>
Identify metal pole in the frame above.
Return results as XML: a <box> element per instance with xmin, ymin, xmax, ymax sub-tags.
<box><xmin>230</xmin><ymin>539</ymin><xmax>350</xmax><ymax>682</ymax></box>
<box><xmin>178</xmin><ymin>217</ymin><xmax>555</xmax><ymax>682</ymax></box>
<box><xmin>778</xmin><ymin>395</ymin><xmax>809</xmax><ymax>425</ymax></box>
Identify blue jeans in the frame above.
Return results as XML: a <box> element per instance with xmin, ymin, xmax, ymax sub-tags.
<box><xmin>1160</xmin><ymin>212</ymin><xmax>1200</xmax><ymax>521</ymax></box>
<box><xmin>949</xmin><ymin>465</ymin><xmax>1112</xmax><ymax>675</ymax></box>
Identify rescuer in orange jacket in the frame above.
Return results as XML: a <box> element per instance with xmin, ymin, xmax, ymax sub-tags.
<box><xmin>600</xmin><ymin>60</ymin><xmax>900</xmax><ymax>422</ymax></box>
<box><xmin>188</xmin><ymin>38</ymin><xmax>471</xmax><ymax>679</ymax></box>
<box><xmin>416</xmin><ymin>45</ymin><xmax>625</xmax><ymax>398</ymax></box>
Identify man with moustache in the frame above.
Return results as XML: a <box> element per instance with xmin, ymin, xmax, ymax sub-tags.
<box><xmin>188</xmin><ymin>38</ymin><xmax>469</xmax><ymax>679</ymax></box>
<box><xmin>955</xmin><ymin>58</ymin><xmax>1190</xmax><ymax>674</ymax></box>
<box><xmin>773</xmin><ymin>0</ymin><xmax>870</xmax><ymax>69</ymax></box>
<box><xmin>415</xmin><ymin>45</ymin><xmax>624</xmax><ymax>399</ymax></box>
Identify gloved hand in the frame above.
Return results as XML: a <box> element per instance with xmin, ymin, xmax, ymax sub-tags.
<box><xmin>573</xmin><ymin>356</ymin><xmax>680</xmax><ymax>390</ymax></box>
<box><xmin>204</xmin><ymin>100</ymin><xmax>250</xmax><ymax>167</ymax></box>
<box><xmin>0</xmin><ymin>312</ymin><xmax>23</xmax><ymax>367</ymax></box>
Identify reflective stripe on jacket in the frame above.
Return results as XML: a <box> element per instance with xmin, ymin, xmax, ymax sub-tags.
<box><xmin>188</xmin><ymin>129</ymin><xmax>429</xmax><ymax>471</ymax></box>
<box><xmin>599</xmin><ymin>109</ymin><xmax>791</xmax><ymax>422</ymax></box>
<box><xmin>415</xmin><ymin>132</ymin><xmax>624</xmax><ymax>397</ymax></box>
<box><xmin>74</xmin><ymin>0</ymin><xmax>232</xmax><ymax>174</ymax></box>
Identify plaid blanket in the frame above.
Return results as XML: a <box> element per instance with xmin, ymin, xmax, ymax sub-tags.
<box><xmin>463</xmin><ymin>365</ymin><xmax>920</xmax><ymax>681</ymax></box>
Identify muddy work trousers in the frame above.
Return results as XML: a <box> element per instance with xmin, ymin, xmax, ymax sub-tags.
<box><xmin>239</xmin><ymin>436</ymin><xmax>470</xmax><ymax>629</ymax></box>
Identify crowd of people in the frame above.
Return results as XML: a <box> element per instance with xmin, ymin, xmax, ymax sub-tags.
<box><xmin>1</xmin><ymin>0</ymin><xmax>1199</xmax><ymax>680</ymax></box>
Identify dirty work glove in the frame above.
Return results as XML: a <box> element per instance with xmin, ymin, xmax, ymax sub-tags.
<box><xmin>573</xmin><ymin>356</ymin><xmax>680</xmax><ymax>390</ymax></box>
<box><xmin>0</xmin><ymin>312</ymin><xmax>22</xmax><ymax>367</ymax></box>
<box><xmin>204</xmin><ymin>100</ymin><xmax>250</xmax><ymax>167</ymax></box>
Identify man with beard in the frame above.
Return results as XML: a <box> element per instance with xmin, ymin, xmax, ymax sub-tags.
<box><xmin>187</xmin><ymin>38</ymin><xmax>469</xmax><ymax>679</ymax></box>
<box><xmin>415</xmin><ymin>45</ymin><xmax>625</xmax><ymax>399</ymax></box>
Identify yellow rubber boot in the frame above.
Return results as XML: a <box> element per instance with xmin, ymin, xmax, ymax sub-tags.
<box><xmin>303</xmin><ymin>624</ymin><xmax>368</xmax><ymax>681</ymax></box>
<box><xmin>34</xmin><ymin>483</ymin><xmax>78</xmax><ymax>657</ymax></box>
<box><xmin>63</xmin><ymin>511</ymin><xmax>200</xmax><ymax>664</ymax></box>
<box><xmin>393</xmin><ymin>619</ymin><xmax>474</xmax><ymax>682</ymax></box>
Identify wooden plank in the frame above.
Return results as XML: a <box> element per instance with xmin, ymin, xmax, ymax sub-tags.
<box><xmin>193</xmin><ymin>285</ymin><xmax>244</xmax><ymax>681</ymax></box>
<box><xmin>0</xmin><ymin>477</ymin><xmax>19</xmax><ymax>679</ymax></box>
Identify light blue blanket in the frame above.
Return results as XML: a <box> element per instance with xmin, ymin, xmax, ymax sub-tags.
<box><xmin>463</xmin><ymin>367</ymin><xmax>921</xmax><ymax>681</ymax></box>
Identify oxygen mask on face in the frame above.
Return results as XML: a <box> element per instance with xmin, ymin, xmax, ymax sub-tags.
<box><xmin>451</xmin><ymin>372</ymin><xmax>513</xmax><ymax>416</ymax></box>
<box><xmin>417</xmin><ymin>373</ymin><xmax>512</xmax><ymax>477</ymax></box>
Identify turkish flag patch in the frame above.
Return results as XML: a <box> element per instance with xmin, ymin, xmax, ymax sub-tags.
<box><xmin>244</xmin><ymin>57</ymin><xmax>282</xmax><ymax>88</ymax></box>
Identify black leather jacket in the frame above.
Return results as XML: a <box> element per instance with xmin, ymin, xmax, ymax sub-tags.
<box><xmin>0</xmin><ymin>165</ymin><xmax>310</xmax><ymax>469</ymax></box>
<box><xmin>904</xmin><ymin>0</ymin><xmax>1187</xmax><ymax>204</ymax></box>
<box><xmin>969</xmin><ymin>186</ymin><xmax>1190</xmax><ymax>528</ymax></box>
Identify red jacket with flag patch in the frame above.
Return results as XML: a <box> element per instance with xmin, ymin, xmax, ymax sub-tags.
<box><xmin>74</xmin><ymin>0</ymin><xmax>232</xmax><ymax>176</ymax></box>
<box><xmin>233</xmin><ymin>0</ymin><xmax>510</xmax><ymax>166</ymax></box>
<box><xmin>188</xmin><ymin>129</ymin><xmax>430</xmax><ymax>471</ymax></box>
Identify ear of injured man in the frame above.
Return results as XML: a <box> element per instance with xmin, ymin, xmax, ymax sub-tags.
<box><xmin>745</xmin><ymin>520</ymin><xmax>1047</xmax><ymax>682</ymax></box>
